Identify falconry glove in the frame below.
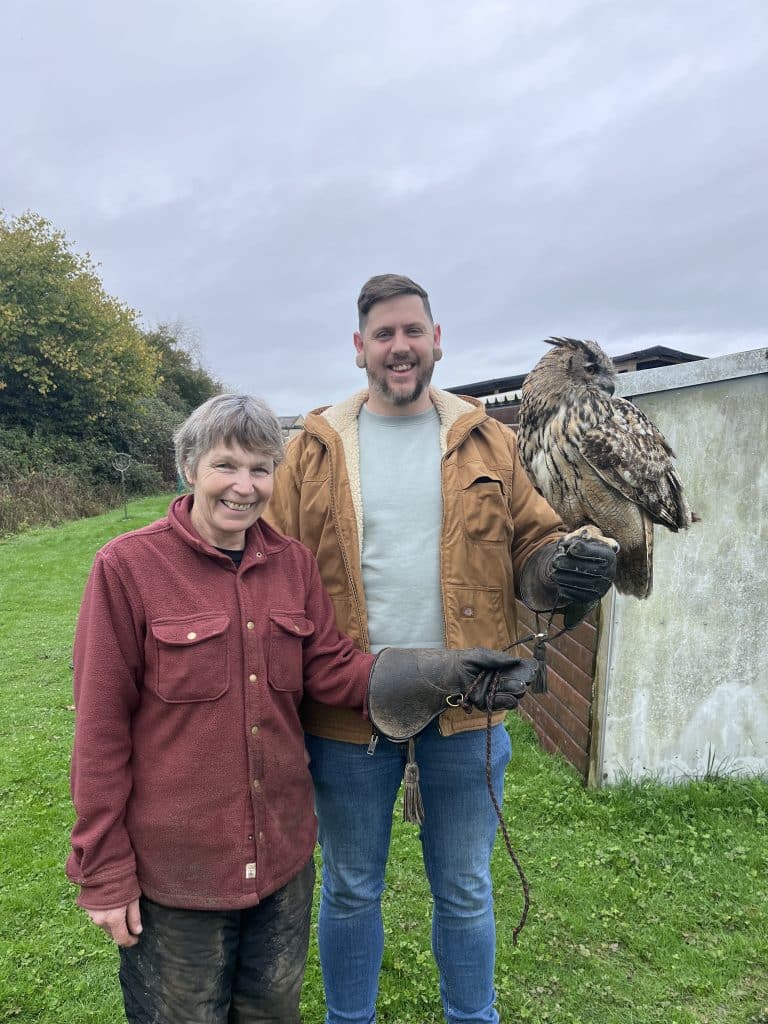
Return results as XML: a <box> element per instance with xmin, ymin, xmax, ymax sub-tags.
<box><xmin>549</xmin><ymin>528</ymin><xmax>618</xmax><ymax>603</ymax></box>
<box><xmin>520</xmin><ymin>527</ymin><xmax>619</xmax><ymax>627</ymax></box>
<box><xmin>367</xmin><ymin>647</ymin><xmax>537</xmax><ymax>742</ymax></box>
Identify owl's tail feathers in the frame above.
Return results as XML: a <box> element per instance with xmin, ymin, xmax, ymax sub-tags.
<box><xmin>668</xmin><ymin>474</ymin><xmax>700</xmax><ymax>531</ymax></box>
<box><xmin>614</xmin><ymin>517</ymin><xmax>653</xmax><ymax>599</ymax></box>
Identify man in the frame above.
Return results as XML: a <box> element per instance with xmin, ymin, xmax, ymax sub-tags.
<box><xmin>266</xmin><ymin>274</ymin><xmax>617</xmax><ymax>1024</ymax></box>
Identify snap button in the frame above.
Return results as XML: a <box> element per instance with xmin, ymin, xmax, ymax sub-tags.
<box><xmin>255</xmin><ymin>551</ymin><xmax>263</xmax><ymax>558</ymax></box>
<box><xmin>186</xmin><ymin>631</ymin><xmax>197</xmax><ymax>640</ymax></box>
<box><xmin>247</xmin><ymin>621</ymin><xmax>255</xmax><ymax>630</ymax></box>
<box><xmin>461</xmin><ymin>606</ymin><xmax>474</xmax><ymax>618</ymax></box>
<box><xmin>249</xmin><ymin>673</ymin><xmax>257</xmax><ymax>683</ymax></box>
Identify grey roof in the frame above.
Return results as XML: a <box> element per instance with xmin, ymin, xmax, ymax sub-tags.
<box><xmin>446</xmin><ymin>345</ymin><xmax>706</xmax><ymax>398</ymax></box>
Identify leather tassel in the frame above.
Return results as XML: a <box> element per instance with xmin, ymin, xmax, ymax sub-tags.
<box><xmin>531</xmin><ymin>637</ymin><xmax>548</xmax><ymax>693</ymax></box>
<box><xmin>402</xmin><ymin>738</ymin><xmax>425</xmax><ymax>825</ymax></box>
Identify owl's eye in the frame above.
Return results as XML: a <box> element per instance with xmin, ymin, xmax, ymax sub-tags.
<box><xmin>584</xmin><ymin>362</ymin><xmax>597</xmax><ymax>375</ymax></box>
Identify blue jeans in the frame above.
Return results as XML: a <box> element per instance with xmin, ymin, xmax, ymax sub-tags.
<box><xmin>118</xmin><ymin>860</ymin><xmax>314</xmax><ymax>1023</ymax></box>
<box><xmin>306</xmin><ymin>721</ymin><xmax>511</xmax><ymax>1024</ymax></box>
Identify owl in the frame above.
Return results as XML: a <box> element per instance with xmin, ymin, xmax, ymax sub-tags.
<box><xmin>517</xmin><ymin>337</ymin><xmax>698</xmax><ymax>599</ymax></box>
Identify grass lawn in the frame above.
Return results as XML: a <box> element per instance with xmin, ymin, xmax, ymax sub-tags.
<box><xmin>1</xmin><ymin>496</ymin><xmax>766</xmax><ymax>1023</ymax></box>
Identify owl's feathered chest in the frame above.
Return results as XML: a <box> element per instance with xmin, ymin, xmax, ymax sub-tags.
<box><xmin>519</xmin><ymin>388</ymin><xmax>600</xmax><ymax>469</ymax></box>
<box><xmin>518</xmin><ymin>387</ymin><xmax>607</xmax><ymax>520</ymax></box>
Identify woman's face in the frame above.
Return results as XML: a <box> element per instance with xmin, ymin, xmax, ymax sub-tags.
<box><xmin>186</xmin><ymin>442</ymin><xmax>275</xmax><ymax>550</ymax></box>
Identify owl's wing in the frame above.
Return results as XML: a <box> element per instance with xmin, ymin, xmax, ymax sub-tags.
<box><xmin>579</xmin><ymin>396</ymin><xmax>686</xmax><ymax>531</ymax></box>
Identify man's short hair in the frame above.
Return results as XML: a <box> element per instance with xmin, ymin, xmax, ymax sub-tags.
<box><xmin>357</xmin><ymin>274</ymin><xmax>433</xmax><ymax>329</ymax></box>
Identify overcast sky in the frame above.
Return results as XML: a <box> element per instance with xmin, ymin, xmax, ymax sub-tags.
<box><xmin>4</xmin><ymin>0</ymin><xmax>767</xmax><ymax>414</ymax></box>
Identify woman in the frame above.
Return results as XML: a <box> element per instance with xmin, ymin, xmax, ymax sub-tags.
<box><xmin>67</xmin><ymin>392</ymin><xmax>535</xmax><ymax>1023</ymax></box>
<box><xmin>66</xmin><ymin>393</ymin><xmax>380</xmax><ymax>1023</ymax></box>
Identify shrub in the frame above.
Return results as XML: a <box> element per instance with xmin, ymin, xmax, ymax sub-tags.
<box><xmin>0</xmin><ymin>469</ymin><xmax>122</xmax><ymax>537</ymax></box>
<box><xmin>124</xmin><ymin>461</ymin><xmax>165</xmax><ymax>496</ymax></box>
<box><xmin>0</xmin><ymin>425</ymin><xmax>53</xmax><ymax>480</ymax></box>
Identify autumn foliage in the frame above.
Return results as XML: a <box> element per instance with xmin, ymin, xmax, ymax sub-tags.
<box><xmin>0</xmin><ymin>211</ymin><xmax>220</xmax><ymax>533</ymax></box>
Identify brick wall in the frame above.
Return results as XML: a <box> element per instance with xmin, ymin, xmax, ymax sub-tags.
<box><xmin>514</xmin><ymin>600</ymin><xmax>598</xmax><ymax>780</ymax></box>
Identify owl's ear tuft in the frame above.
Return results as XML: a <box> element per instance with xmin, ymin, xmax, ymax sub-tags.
<box><xmin>544</xmin><ymin>336</ymin><xmax>584</xmax><ymax>349</ymax></box>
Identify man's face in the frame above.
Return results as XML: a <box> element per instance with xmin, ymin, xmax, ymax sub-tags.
<box><xmin>353</xmin><ymin>294</ymin><xmax>442</xmax><ymax>416</ymax></box>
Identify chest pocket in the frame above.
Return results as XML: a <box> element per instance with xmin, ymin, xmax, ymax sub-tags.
<box><xmin>268</xmin><ymin>612</ymin><xmax>315</xmax><ymax>692</ymax></box>
<box><xmin>458</xmin><ymin>466</ymin><xmax>511</xmax><ymax>544</ymax></box>
<box><xmin>151</xmin><ymin>614</ymin><xmax>230</xmax><ymax>702</ymax></box>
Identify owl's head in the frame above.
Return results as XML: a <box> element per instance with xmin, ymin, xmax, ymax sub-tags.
<box><xmin>541</xmin><ymin>337</ymin><xmax>617</xmax><ymax>396</ymax></box>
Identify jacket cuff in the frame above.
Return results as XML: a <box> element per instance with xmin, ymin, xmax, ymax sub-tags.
<box><xmin>75</xmin><ymin>876</ymin><xmax>142</xmax><ymax>912</ymax></box>
<box><xmin>67</xmin><ymin>852</ymin><xmax>142</xmax><ymax>912</ymax></box>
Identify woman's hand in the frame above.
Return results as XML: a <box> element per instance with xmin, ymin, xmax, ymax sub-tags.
<box><xmin>87</xmin><ymin>898</ymin><xmax>143</xmax><ymax>947</ymax></box>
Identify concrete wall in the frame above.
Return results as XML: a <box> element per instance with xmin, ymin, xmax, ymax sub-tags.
<box><xmin>590</xmin><ymin>348</ymin><xmax>768</xmax><ymax>785</ymax></box>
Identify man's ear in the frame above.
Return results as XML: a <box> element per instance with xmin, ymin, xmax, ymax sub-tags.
<box><xmin>353</xmin><ymin>332</ymin><xmax>366</xmax><ymax>369</ymax></box>
<box><xmin>432</xmin><ymin>322</ymin><xmax>442</xmax><ymax>361</ymax></box>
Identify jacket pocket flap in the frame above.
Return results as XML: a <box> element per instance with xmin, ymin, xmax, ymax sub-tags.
<box><xmin>269</xmin><ymin>612</ymin><xmax>314</xmax><ymax>638</ymax></box>
<box><xmin>456</xmin><ymin>463</ymin><xmax>505</xmax><ymax>491</ymax></box>
<box><xmin>151</xmin><ymin>614</ymin><xmax>230</xmax><ymax>646</ymax></box>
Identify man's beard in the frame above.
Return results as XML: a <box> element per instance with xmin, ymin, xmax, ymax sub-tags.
<box><xmin>367</xmin><ymin>359</ymin><xmax>434</xmax><ymax>407</ymax></box>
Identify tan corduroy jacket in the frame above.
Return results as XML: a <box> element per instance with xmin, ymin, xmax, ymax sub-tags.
<box><xmin>265</xmin><ymin>388</ymin><xmax>564</xmax><ymax>743</ymax></box>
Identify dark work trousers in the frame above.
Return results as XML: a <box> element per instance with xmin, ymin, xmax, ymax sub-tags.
<box><xmin>118</xmin><ymin>859</ymin><xmax>315</xmax><ymax>1024</ymax></box>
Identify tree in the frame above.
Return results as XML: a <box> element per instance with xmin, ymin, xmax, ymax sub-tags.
<box><xmin>143</xmin><ymin>323</ymin><xmax>221</xmax><ymax>413</ymax></box>
<box><xmin>0</xmin><ymin>211</ymin><xmax>160</xmax><ymax>438</ymax></box>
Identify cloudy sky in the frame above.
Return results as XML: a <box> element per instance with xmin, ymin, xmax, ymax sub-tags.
<box><xmin>4</xmin><ymin>0</ymin><xmax>767</xmax><ymax>413</ymax></box>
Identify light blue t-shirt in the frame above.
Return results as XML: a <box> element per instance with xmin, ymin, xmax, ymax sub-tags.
<box><xmin>358</xmin><ymin>405</ymin><xmax>443</xmax><ymax>653</ymax></box>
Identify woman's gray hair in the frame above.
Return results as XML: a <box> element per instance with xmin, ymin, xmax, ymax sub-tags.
<box><xmin>173</xmin><ymin>393</ymin><xmax>285</xmax><ymax>479</ymax></box>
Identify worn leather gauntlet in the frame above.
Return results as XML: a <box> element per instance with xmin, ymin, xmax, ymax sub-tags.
<box><xmin>367</xmin><ymin>647</ymin><xmax>538</xmax><ymax>742</ymax></box>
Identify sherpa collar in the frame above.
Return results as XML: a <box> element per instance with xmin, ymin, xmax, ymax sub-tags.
<box><xmin>303</xmin><ymin>388</ymin><xmax>484</xmax><ymax>552</ymax></box>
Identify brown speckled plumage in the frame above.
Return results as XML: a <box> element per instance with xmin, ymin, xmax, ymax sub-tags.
<box><xmin>517</xmin><ymin>337</ymin><xmax>698</xmax><ymax>598</ymax></box>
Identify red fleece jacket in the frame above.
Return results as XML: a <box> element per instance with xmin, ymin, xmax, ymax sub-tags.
<box><xmin>67</xmin><ymin>496</ymin><xmax>375</xmax><ymax>911</ymax></box>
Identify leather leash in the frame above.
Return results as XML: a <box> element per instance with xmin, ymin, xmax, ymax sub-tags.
<box><xmin>462</xmin><ymin>608</ymin><xmax>571</xmax><ymax>945</ymax></box>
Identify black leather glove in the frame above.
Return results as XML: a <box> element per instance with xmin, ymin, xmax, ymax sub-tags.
<box><xmin>519</xmin><ymin>527</ymin><xmax>619</xmax><ymax>628</ymax></box>
<box><xmin>547</xmin><ymin>528</ymin><xmax>618</xmax><ymax>605</ymax></box>
<box><xmin>367</xmin><ymin>647</ymin><xmax>538</xmax><ymax>742</ymax></box>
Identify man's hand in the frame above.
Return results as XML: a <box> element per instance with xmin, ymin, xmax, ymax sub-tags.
<box><xmin>87</xmin><ymin>898</ymin><xmax>143</xmax><ymax>947</ymax></box>
<box><xmin>432</xmin><ymin>648</ymin><xmax>538</xmax><ymax>711</ymax></box>
<box><xmin>548</xmin><ymin>526</ymin><xmax>618</xmax><ymax>604</ymax></box>
<box><xmin>367</xmin><ymin>647</ymin><xmax>538</xmax><ymax>741</ymax></box>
